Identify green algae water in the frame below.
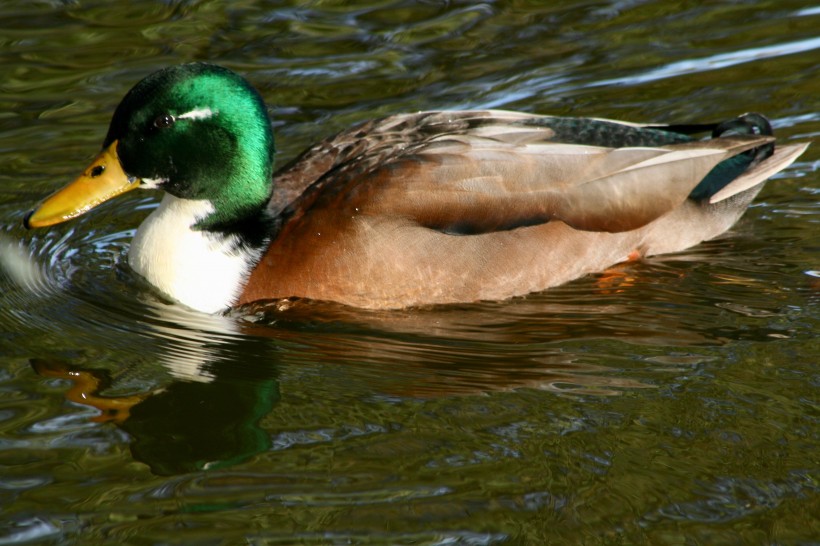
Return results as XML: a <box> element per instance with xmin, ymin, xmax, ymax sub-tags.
<box><xmin>0</xmin><ymin>1</ymin><xmax>818</xmax><ymax>544</ymax></box>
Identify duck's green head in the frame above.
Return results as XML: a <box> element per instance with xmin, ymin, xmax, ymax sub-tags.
<box><xmin>25</xmin><ymin>63</ymin><xmax>275</xmax><ymax>229</ymax></box>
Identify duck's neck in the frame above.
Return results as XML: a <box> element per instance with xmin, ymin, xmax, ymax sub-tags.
<box><xmin>128</xmin><ymin>194</ymin><xmax>268</xmax><ymax>313</ymax></box>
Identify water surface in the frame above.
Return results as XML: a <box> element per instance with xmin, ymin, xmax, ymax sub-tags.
<box><xmin>0</xmin><ymin>1</ymin><xmax>818</xmax><ymax>544</ymax></box>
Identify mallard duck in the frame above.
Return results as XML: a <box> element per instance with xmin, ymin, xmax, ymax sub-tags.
<box><xmin>24</xmin><ymin>63</ymin><xmax>808</xmax><ymax>313</ymax></box>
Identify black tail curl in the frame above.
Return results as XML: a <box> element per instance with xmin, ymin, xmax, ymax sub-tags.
<box><xmin>712</xmin><ymin>113</ymin><xmax>775</xmax><ymax>167</ymax></box>
<box><xmin>651</xmin><ymin>112</ymin><xmax>775</xmax><ymax>168</ymax></box>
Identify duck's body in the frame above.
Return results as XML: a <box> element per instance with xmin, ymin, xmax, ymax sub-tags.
<box><xmin>25</xmin><ymin>63</ymin><xmax>808</xmax><ymax>313</ymax></box>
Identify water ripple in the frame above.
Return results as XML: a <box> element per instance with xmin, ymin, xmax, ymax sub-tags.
<box><xmin>588</xmin><ymin>37</ymin><xmax>820</xmax><ymax>88</ymax></box>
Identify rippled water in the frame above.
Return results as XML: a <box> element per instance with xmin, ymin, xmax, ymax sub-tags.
<box><xmin>1</xmin><ymin>1</ymin><xmax>818</xmax><ymax>544</ymax></box>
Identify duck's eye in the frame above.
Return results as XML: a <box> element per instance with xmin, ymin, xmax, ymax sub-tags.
<box><xmin>153</xmin><ymin>114</ymin><xmax>175</xmax><ymax>129</ymax></box>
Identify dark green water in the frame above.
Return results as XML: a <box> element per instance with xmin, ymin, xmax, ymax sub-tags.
<box><xmin>1</xmin><ymin>1</ymin><xmax>818</xmax><ymax>544</ymax></box>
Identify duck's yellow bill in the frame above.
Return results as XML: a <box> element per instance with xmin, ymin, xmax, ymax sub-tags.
<box><xmin>24</xmin><ymin>140</ymin><xmax>140</xmax><ymax>229</ymax></box>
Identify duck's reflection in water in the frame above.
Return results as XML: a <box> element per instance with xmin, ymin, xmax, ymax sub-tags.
<box><xmin>32</xmin><ymin>281</ymin><xmax>712</xmax><ymax>475</ymax></box>
<box><xmin>31</xmin><ymin>305</ymin><xmax>280</xmax><ymax>476</ymax></box>
<box><xmin>32</xmin><ymin>352</ymin><xmax>279</xmax><ymax>476</ymax></box>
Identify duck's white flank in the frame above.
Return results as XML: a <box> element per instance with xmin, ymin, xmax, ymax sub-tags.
<box><xmin>128</xmin><ymin>194</ymin><xmax>257</xmax><ymax>313</ymax></box>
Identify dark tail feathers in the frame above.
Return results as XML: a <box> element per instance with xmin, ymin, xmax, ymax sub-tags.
<box><xmin>683</xmin><ymin>113</ymin><xmax>776</xmax><ymax>201</ymax></box>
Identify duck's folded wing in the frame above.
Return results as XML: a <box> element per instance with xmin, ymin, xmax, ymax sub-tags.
<box><xmin>270</xmin><ymin>110</ymin><xmax>785</xmax><ymax>235</ymax></box>
<box><xmin>364</xmin><ymin>133</ymin><xmax>774</xmax><ymax>234</ymax></box>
